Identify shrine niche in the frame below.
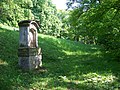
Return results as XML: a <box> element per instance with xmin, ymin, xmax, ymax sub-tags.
<box><xmin>18</xmin><ymin>20</ymin><xmax>42</xmax><ymax>70</ymax></box>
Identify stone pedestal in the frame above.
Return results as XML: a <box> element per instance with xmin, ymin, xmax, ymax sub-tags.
<box><xmin>18</xmin><ymin>48</ymin><xmax>42</xmax><ymax>70</ymax></box>
<box><xmin>18</xmin><ymin>20</ymin><xmax>42</xmax><ymax>70</ymax></box>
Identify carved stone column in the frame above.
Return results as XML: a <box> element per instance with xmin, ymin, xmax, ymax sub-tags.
<box><xmin>18</xmin><ymin>20</ymin><xmax>42</xmax><ymax>70</ymax></box>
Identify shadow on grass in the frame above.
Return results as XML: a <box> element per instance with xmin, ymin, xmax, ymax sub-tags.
<box><xmin>38</xmin><ymin>35</ymin><xmax>120</xmax><ymax>89</ymax></box>
<box><xmin>0</xmin><ymin>29</ymin><xmax>120</xmax><ymax>89</ymax></box>
<box><xmin>44</xmin><ymin>54</ymin><xmax>120</xmax><ymax>89</ymax></box>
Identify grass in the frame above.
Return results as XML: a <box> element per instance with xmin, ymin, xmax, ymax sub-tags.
<box><xmin>0</xmin><ymin>27</ymin><xmax>120</xmax><ymax>90</ymax></box>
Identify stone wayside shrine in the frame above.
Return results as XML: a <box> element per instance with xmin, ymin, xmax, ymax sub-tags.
<box><xmin>18</xmin><ymin>20</ymin><xmax>42</xmax><ymax>70</ymax></box>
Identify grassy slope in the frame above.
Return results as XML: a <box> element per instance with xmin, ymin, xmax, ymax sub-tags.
<box><xmin>0</xmin><ymin>28</ymin><xmax>120</xmax><ymax>90</ymax></box>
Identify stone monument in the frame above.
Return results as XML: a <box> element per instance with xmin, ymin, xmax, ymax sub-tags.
<box><xmin>18</xmin><ymin>20</ymin><xmax>42</xmax><ymax>70</ymax></box>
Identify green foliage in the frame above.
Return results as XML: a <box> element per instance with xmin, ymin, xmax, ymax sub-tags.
<box><xmin>0</xmin><ymin>27</ymin><xmax>120</xmax><ymax>90</ymax></box>
<box><xmin>32</xmin><ymin>0</ymin><xmax>63</xmax><ymax>37</ymax></box>
<box><xmin>0</xmin><ymin>0</ymin><xmax>63</xmax><ymax>37</ymax></box>
<box><xmin>67</xmin><ymin>0</ymin><xmax>120</xmax><ymax>61</ymax></box>
<box><xmin>57</xmin><ymin>10</ymin><xmax>70</xmax><ymax>39</ymax></box>
<box><xmin>0</xmin><ymin>0</ymin><xmax>34</xmax><ymax>26</ymax></box>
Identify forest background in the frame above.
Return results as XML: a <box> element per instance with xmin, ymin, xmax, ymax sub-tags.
<box><xmin>0</xmin><ymin>0</ymin><xmax>120</xmax><ymax>61</ymax></box>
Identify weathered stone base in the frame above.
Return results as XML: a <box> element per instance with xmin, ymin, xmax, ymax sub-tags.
<box><xmin>18</xmin><ymin>47</ymin><xmax>42</xmax><ymax>70</ymax></box>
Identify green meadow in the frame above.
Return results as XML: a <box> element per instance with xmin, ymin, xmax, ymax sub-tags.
<box><xmin>0</xmin><ymin>28</ymin><xmax>120</xmax><ymax>90</ymax></box>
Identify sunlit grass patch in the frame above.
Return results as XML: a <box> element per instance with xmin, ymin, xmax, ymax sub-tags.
<box><xmin>0</xmin><ymin>59</ymin><xmax>8</xmax><ymax>65</ymax></box>
<box><xmin>82</xmin><ymin>73</ymin><xmax>117</xmax><ymax>83</ymax></box>
<box><xmin>30</xmin><ymin>78</ymin><xmax>52</xmax><ymax>89</ymax></box>
<box><xmin>57</xmin><ymin>73</ymin><xmax>119</xmax><ymax>90</ymax></box>
<box><xmin>81</xmin><ymin>73</ymin><xmax>119</xmax><ymax>89</ymax></box>
<box><xmin>62</xmin><ymin>50</ymin><xmax>90</xmax><ymax>55</ymax></box>
<box><xmin>52</xmin><ymin>87</ymin><xmax>68</xmax><ymax>90</ymax></box>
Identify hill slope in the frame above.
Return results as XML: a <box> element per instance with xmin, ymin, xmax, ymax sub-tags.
<box><xmin>0</xmin><ymin>28</ymin><xmax>120</xmax><ymax>90</ymax></box>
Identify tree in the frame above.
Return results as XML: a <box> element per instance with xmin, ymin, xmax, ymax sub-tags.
<box><xmin>32</xmin><ymin>0</ymin><xmax>63</xmax><ymax>37</ymax></box>
<box><xmin>0</xmin><ymin>0</ymin><xmax>63</xmax><ymax>38</ymax></box>
<box><xmin>66</xmin><ymin>0</ymin><xmax>120</xmax><ymax>60</ymax></box>
<box><xmin>0</xmin><ymin>0</ymin><xmax>34</xmax><ymax>26</ymax></box>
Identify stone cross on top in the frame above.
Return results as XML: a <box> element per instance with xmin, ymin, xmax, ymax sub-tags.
<box><xmin>18</xmin><ymin>20</ymin><xmax>42</xmax><ymax>70</ymax></box>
